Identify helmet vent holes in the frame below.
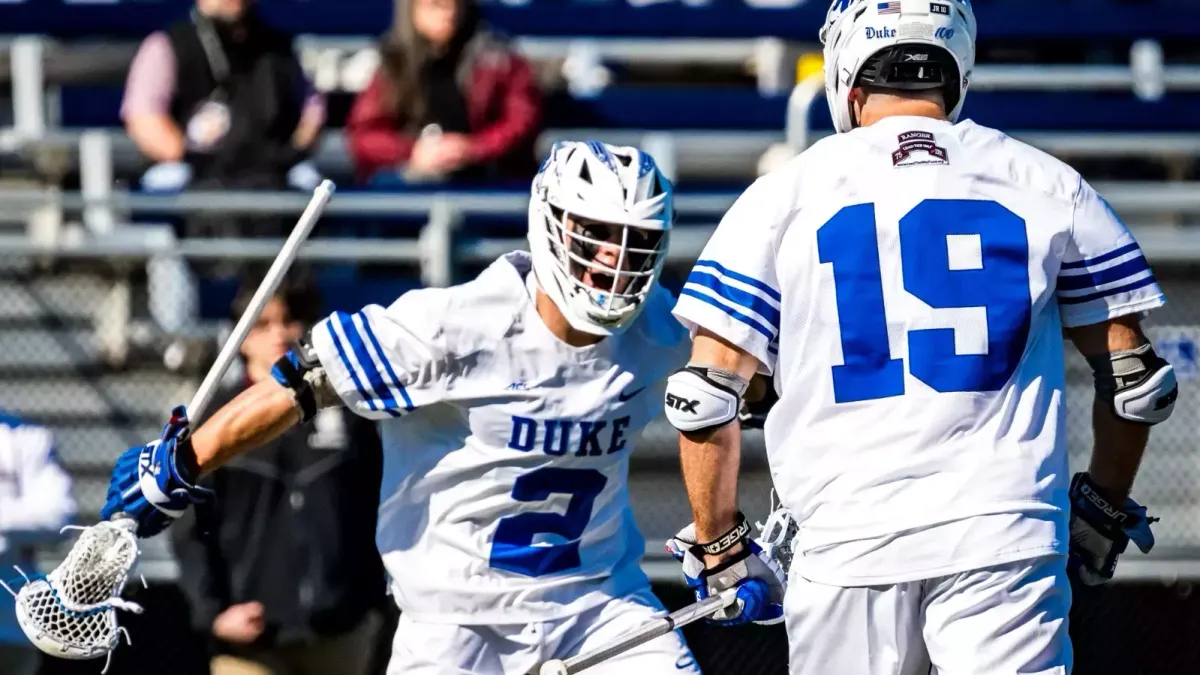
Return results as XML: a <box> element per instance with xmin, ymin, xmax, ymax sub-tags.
<box><xmin>578</xmin><ymin>162</ymin><xmax>593</xmax><ymax>184</ymax></box>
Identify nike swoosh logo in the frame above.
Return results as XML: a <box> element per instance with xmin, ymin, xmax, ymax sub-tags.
<box><xmin>618</xmin><ymin>386</ymin><xmax>647</xmax><ymax>402</ymax></box>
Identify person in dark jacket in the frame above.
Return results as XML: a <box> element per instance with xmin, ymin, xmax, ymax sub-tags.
<box><xmin>121</xmin><ymin>0</ymin><xmax>328</xmax><ymax>353</ymax></box>
<box><xmin>171</xmin><ymin>273</ymin><xmax>386</xmax><ymax>675</ymax></box>
<box><xmin>121</xmin><ymin>0</ymin><xmax>325</xmax><ymax>197</ymax></box>
<box><xmin>346</xmin><ymin>0</ymin><xmax>543</xmax><ymax>184</ymax></box>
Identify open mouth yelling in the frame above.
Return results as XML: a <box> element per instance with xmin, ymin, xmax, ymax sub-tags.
<box><xmin>584</xmin><ymin>269</ymin><xmax>617</xmax><ymax>293</ymax></box>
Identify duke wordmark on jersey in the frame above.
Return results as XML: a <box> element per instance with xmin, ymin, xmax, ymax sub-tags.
<box><xmin>507</xmin><ymin>416</ymin><xmax>632</xmax><ymax>456</ymax></box>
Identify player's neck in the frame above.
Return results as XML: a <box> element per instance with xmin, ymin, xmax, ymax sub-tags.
<box><xmin>857</xmin><ymin>100</ymin><xmax>947</xmax><ymax>127</ymax></box>
<box><xmin>535</xmin><ymin>289</ymin><xmax>606</xmax><ymax>348</ymax></box>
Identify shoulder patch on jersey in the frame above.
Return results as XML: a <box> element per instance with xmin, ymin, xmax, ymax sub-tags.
<box><xmin>892</xmin><ymin>131</ymin><xmax>949</xmax><ymax>167</ymax></box>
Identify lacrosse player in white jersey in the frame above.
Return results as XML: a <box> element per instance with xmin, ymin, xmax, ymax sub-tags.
<box><xmin>661</xmin><ymin>0</ymin><xmax>1178</xmax><ymax>673</ymax></box>
<box><xmin>101</xmin><ymin>141</ymin><xmax>702</xmax><ymax>675</ymax></box>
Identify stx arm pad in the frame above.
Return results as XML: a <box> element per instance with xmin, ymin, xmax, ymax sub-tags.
<box><xmin>1085</xmin><ymin>343</ymin><xmax>1178</xmax><ymax>425</ymax></box>
<box><xmin>665</xmin><ymin>365</ymin><xmax>749</xmax><ymax>434</ymax></box>
<box><xmin>271</xmin><ymin>331</ymin><xmax>339</xmax><ymax>424</ymax></box>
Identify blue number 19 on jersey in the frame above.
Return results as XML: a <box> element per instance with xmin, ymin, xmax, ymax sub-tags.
<box><xmin>817</xmin><ymin>199</ymin><xmax>1031</xmax><ymax>403</ymax></box>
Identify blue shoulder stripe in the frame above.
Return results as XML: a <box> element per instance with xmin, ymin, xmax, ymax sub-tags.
<box><xmin>1060</xmin><ymin>242</ymin><xmax>1140</xmax><ymax>271</ymax></box>
<box><xmin>679</xmin><ymin>288</ymin><xmax>775</xmax><ymax>340</ymax></box>
<box><xmin>337</xmin><ymin>312</ymin><xmax>403</xmax><ymax>417</ymax></box>
<box><xmin>1058</xmin><ymin>275</ymin><xmax>1159</xmax><ymax>305</ymax></box>
<box><xmin>692</xmin><ymin>260</ymin><xmax>782</xmax><ymax>302</ymax></box>
<box><xmin>357</xmin><ymin>312</ymin><xmax>415</xmax><ymax>411</ymax></box>
<box><xmin>326</xmin><ymin>319</ymin><xmax>378</xmax><ymax>412</ymax></box>
<box><xmin>685</xmin><ymin>270</ymin><xmax>781</xmax><ymax>328</ymax></box>
<box><xmin>1058</xmin><ymin>255</ymin><xmax>1149</xmax><ymax>292</ymax></box>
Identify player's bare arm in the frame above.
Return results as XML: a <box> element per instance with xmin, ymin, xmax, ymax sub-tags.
<box><xmin>1064</xmin><ymin>313</ymin><xmax>1176</xmax><ymax>585</ymax></box>
<box><xmin>186</xmin><ymin>379</ymin><xmax>301</xmax><ymax>474</ymax></box>
<box><xmin>1066</xmin><ymin>315</ymin><xmax>1168</xmax><ymax>501</ymax></box>
<box><xmin>190</xmin><ymin>330</ymin><xmax>341</xmax><ymax>473</ymax></box>
<box><xmin>676</xmin><ymin>329</ymin><xmax>760</xmax><ymax>565</ymax></box>
<box><xmin>664</xmin><ymin>328</ymin><xmax>787</xmax><ymax>626</ymax></box>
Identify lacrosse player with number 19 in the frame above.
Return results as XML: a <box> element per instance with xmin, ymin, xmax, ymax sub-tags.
<box><xmin>662</xmin><ymin>0</ymin><xmax>1177</xmax><ymax>673</ymax></box>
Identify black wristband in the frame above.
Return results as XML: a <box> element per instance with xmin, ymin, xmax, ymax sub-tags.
<box><xmin>695</xmin><ymin>512</ymin><xmax>751</xmax><ymax>556</ymax></box>
<box><xmin>174</xmin><ymin>438</ymin><xmax>203</xmax><ymax>486</ymax></box>
<box><xmin>272</xmin><ymin>352</ymin><xmax>318</xmax><ymax>424</ymax></box>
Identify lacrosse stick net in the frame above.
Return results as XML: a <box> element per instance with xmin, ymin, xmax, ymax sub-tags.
<box><xmin>2</xmin><ymin>520</ymin><xmax>143</xmax><ymax>670</ymax></box>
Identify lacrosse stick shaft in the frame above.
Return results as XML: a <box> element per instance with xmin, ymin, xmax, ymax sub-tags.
<box><xmin>187</xmin><ymin>179</ymin><xmax>335</xmax><ymax>421</ymax></box>
<box><xmin>556</xmin><ymin>589</ymin><xmax>736</xmax><ymax>673</ymax></box>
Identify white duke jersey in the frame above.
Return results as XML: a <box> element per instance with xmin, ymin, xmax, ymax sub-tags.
<box><xmin>673</xmin><ymin>116</ymin><xmax>1166</xmax><ymax>585</ymax></box>
<box><xmin>309</xmin><ymin>252</ymin><xmax>690</xmax><ymax>624</ymax></box>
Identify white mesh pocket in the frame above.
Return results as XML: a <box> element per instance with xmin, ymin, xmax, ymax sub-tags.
<box><xmin>6</xmin><ymin>520</ymin><xmax>144</xmax><ymax>667</ymax></box>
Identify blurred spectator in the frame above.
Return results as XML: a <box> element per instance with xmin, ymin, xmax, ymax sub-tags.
<box><xmin>170</xmin><ymin>273</ymin><xmax>387</xmax><ymax>675</ymax></box>
<box><xmin>0</xmin><ymin>413</ymin><xmax>76</xmax><ymax>675</ymax></box>
<box><xmin>121</xmin><ymin>0</ymin><xmax>326</xmax><ymax>198</ymax></box>
<box><xmin>121</xmin><ymin>0</ymin><xmax>328</xmax><ymax>354</ymax></box>
<box><xmin>347</xmin><ymin>0</ymin><xmax>543</xmax><ymax>184</ymax></box>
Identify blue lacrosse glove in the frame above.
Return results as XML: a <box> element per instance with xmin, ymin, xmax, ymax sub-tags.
<box><xmin>100</xmin><ymin>405</ymin><xmax>213</xmax><ymax>538</ymax></box>
<box><xmin>666</xmin><ymin>514</ymin><xmax>786</xmax><ymax>626</ymax></box>
<box><xmin>1068</xmin><ymin>471</ymin><xmax>1157</xmax><ymax>586</ymax></box>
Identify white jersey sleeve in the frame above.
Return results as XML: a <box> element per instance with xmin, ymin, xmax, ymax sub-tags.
<box><xmin>310</xmin><ymin>290</ymin><xmax>453</xmax><ymax>419</ymax></box>
<box><xmin>672</xmin><ymin>174</ymin><xmax>786</xmax><ymax>374</ymax></box>
<box><xmin>1057</xmin><ymin>178</ymin><xmax>1166</xmax><ymax>327</ymax></box>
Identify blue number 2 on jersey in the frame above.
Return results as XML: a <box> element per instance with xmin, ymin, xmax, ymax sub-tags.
<box><xmin>817</xmin><ymin>199</ymin><xmax>1031</xmax><ymax>403</ymax></box>
<box><xmin>489</xmin><ymin>467</ymin><xmax>608</xmax><ymax>577</ymax></box>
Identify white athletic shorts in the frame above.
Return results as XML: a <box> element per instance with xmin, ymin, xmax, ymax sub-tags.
<box><xmin>786</xmin><ymin>555</ymin><xmax>1072</xmax><ymax>675</ymax></box>
<box><xmin>385</xmin><ymin>585</ymin><xmax>700</xmax><ymax>675</ymax></box>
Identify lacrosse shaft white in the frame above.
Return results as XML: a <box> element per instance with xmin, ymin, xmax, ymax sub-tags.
<box><xmin>187</xmin><ymin>179</ymin><xmax>335</xmax><ymax>421</ymax></box>
<box><xmin>559</xmin><ymin>590</ymin><xmax>735</xmax><ymax>673</ymax></box>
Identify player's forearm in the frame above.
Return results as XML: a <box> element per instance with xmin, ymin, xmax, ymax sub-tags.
<box><xmin>680</xmin><ymin>423</ymin><xmax>742</xmax><ymax>548</ymax></box>
<box><xmin>1068</xmin><ymin>315</ymin><xmax>1155</xmax><ymax>501</ymax></box>
<box><xmin>1087</xmin><ymin>401</ymin><xmax>1150</xmax><ymax>502</ymax></box>
<box><xmin>189</xmin><ymin>380</ymin><xmax>300</xmax><ymax>475</ymax></box>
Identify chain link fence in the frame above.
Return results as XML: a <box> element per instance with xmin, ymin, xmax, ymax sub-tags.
<box><xmin>4</xmin><ymin>252</ymin><xmax>1200</xmax><ymax>674</ymax></box>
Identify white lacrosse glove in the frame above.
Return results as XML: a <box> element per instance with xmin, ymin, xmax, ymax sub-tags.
<box><xmin>666</xmin><ymin>514</ymin><xmax>786</xmax><ymax>626</ymax></box>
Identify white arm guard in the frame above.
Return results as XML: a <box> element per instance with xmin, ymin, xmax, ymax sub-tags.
<box><xmin>664</xmin><ymin>366</ymin><xmax>749</xmax><ymax>434</ymax></box>
<box><xmin>1087</xmin><ymin>343</ymin><xmax>1178</xmax><ymax>425</ymax></box>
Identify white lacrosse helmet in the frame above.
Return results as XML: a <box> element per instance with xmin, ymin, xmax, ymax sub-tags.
<box><xmin>819</xmin><ymin>0</ymin><xmax>978</xmax><ymax>133</ymax></box>
<box><xmin>528</xmin><ymin>141</ymin><xmax>674</xmax><ymax>337</ymax></box>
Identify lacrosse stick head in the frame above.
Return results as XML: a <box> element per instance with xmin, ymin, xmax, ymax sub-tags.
<box><xmin>12</xmin><ymin>518</ymin><xmax>143</xmax><ymax>660</ymax></box>
<box><xmin>755</xmin><ymin>491</ymin><xmax>799</xmax><ymax>578</ymax></box>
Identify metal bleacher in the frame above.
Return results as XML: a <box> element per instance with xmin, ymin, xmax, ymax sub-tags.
<box><xmin>4</xmin><ymin>0</ymin><xmax>1200</xmax><ymax>580</ymax></box>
